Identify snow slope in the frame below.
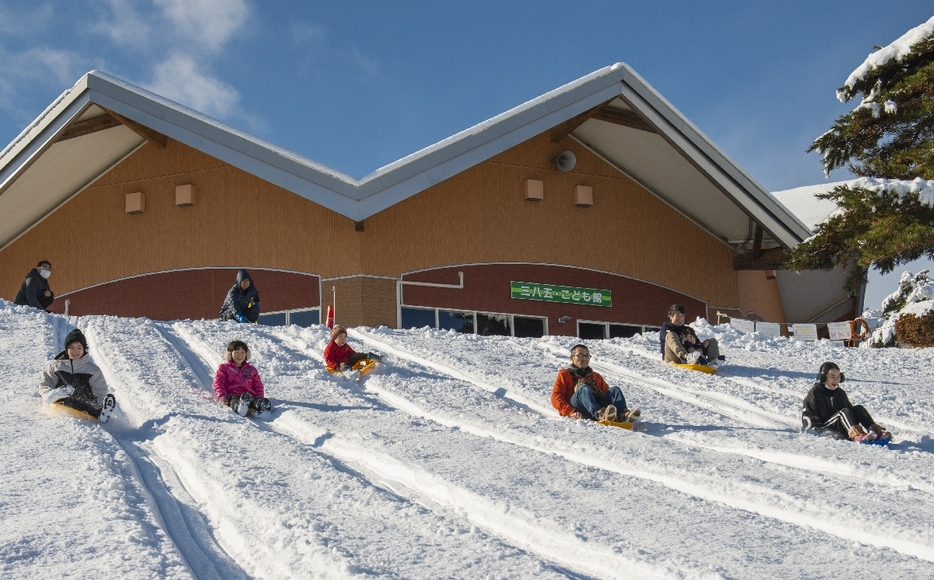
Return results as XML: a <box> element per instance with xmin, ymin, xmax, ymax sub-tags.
<box><xmin>3</xmin><ymin>300</ymin><xmax>934</xmax><ymax>579</ymax></box>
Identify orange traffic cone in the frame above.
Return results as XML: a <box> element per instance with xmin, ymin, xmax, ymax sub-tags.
<box><xmin>326</xmin><ymin>305</ymin><xmax>334</xmax><ymax>329</ymax></box>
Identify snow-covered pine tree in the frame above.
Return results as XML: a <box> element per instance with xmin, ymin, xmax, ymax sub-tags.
<box><xmin>788</xmin><ymin>17</ymin><xmax>934</xmax><ymax>294</ymax></box>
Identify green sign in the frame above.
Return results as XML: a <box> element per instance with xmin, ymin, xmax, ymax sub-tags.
<box><xmin>510</xmin><ymin>281</ymin><xmax>612</xmax><ymax>307</ymax></box>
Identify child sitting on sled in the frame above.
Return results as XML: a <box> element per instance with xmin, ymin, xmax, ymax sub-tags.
<box><xmin>212</xmin><ymin>340</ymin><xmax>271</xmax><ymax>416</ymax></box>
<box><xmin>802</xmin><ymin>361</ymin><xmax>892</xmax><ymax>442</ymax></box>
<box><xmin>323</xmin><ymin>325</ymin><xmax>381</xmax><ymax>373</ymax></box>
<box><xmin>680</xmin><ymin>327</ymin><xmax>710</xmax><ymax>365</ymax></box>
<box><xmin>38</xmin><ymin>328</ymin><xmax>116</xmax><ymax>423</ymax></box>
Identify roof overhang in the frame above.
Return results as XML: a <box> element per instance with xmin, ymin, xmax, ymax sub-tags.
<box><xmin>0</xmin><ymin>65</ymin><xmax>810</xmax><ymax>257</ymax></box>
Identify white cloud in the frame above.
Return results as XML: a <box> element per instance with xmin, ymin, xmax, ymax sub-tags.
<box><xmin>0</xmin><ymin>46</ymin><xmax>85</xmax><ymax>85</ymax></box>
<box><xmin>91</xmin><ymin>0</ymin><xmax>153</xmax><ymax>49</ymax></box>
<box><xmin>0</xmin><ymin>3</ymin><xmax>54</xmax><ymax>36</ymax></box>
<box><xmin>153</xmin><ymin>0</ymin><xmax>250</xmax><ymax>52</ymax></box>
<box><xmin>290</xmin><ymin>22</ymin><xmax>326</xmax><ymax>46</ymax></box>
<box><xmin>145</xmin><ymin>53</ymin><xmax>239</xmax><ymax>117</ymax></box>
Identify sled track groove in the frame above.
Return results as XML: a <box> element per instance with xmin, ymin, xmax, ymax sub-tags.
<box><xmin>80</xmin><ymin>321</ymin><xmax>250</xmax><ymax>580</ymax></box>
<box><xmin>342</xmin><ymin>330</ymin><xmax>934</xmax><ymax>562</ymax></box>
<box><xmin>164</xmin><ymin>324</ymin><xmax>614</xmax><ymax>579</ymax></box>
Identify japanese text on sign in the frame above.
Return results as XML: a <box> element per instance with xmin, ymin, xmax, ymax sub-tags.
<box><xmin>510</xmin><ymin>281</ymin><xmax>612</xmax><ymax>307</ymax></box>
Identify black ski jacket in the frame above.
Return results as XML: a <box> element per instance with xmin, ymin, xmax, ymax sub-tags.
<box><xmin>801</xmin><ymin>382</ymin><xmax>853</xmax><ymax>431</ymax></box>
<box><xmin>15</xmin><ymin>269</ymin><xmax>54</xmax><ymax>310</ymax></box>
<box><xmin>219</xmin><ymin>269</ymin><xmax>261</xmax><ymax>322</ymax></box>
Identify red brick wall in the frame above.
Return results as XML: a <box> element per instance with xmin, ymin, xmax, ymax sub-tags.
<box><xmin>48</xmin><ymin>268</ymin><xmax>320</xmax><ymax>320</ymax></box>
<box><xmin>401</xmin><ymin>264</ymin><xmax>706</xmax><ymax>335</ymax></box>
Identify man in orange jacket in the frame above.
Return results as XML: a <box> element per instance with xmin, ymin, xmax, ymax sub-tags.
<box><xmin>551</xmin><ymin>344</ymin><xmax>640</xmax><ymax>423</ymax></box>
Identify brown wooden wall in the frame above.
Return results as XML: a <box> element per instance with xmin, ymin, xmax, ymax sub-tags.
<box><xmin>321</xmin><ymin>276</ymin><xmax>397</xmax><ymax>329</ymax></box>
<box><xmin>361</xmin><ymin>133</ymin><xmax>742</xmax><ymax>308</ymax></box>
<box><xmin>44</xmin><ymin>268</ymin><xmax>319</xmax><ymax>320</ymax></box>
<box><xmin>0</xmin><ymin>128</ymin><xmax>779</xmax><ymax>325</ymax></box>
<box><xmin>402</xmin><ymin>264</ymin><xmax>707</xmax><ymax>336</ymax></box>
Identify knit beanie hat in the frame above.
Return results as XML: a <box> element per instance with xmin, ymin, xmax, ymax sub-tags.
<box><xmin>64</xmin><ymin>328</ymin><xmax>88</xmax><ymax>351</ymax></box>
<box><xmin>329</xmin><ymin>325</ymin><xmax>347</xmax><ymax>342</ymax></box>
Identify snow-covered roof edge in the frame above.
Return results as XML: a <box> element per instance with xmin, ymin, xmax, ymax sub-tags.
<box><xmin>773</xmin><ymin>177</ymin><xmax>934</xmax><ymax>231</ymax></box>
<box><xmin>1</xmin><ymin>65</ymin><xmax>813</xmax><ymax>241</ymax></box>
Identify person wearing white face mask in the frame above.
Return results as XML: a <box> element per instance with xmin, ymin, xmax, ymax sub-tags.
<box><xmin>15</xmin><ymin>260</ymin><xmax>54</xmax><ymax>311</ymax></box>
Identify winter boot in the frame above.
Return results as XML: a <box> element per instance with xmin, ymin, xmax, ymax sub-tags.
<box><xmin>236</xmin><ymin>392</ymin><xmax>253</xmax><ymax>417</ymax></box>
<box><xmin>98</xmin><ymin>394</ymin><xmax>116</xmax><ymax>424</ymax></box>
<box><xmin>849</xmin><ymin>425</ymin><xmax>875</xmax><ymax>442</ymax></box>
<box><xmin>602</xmin><ymin>405</ymin><xmax>617</xmax><ymax>422</ymax></box>
<box><xmin>623</xmin><ymin>408</ymin><xmax>642</xmax><ymax>423</ymax></box>
<box><xmin>253</xmin><ymin>397</ymin><xmax>272</xmax><ymax>416</ymax></box>
<box><xmin>870</xmin><ymin>424</ymin><xmax>893</xmax><ymax>441</ymax></box>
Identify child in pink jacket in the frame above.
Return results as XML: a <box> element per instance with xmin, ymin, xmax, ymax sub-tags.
<box><xmin>212</xmin><ymin>340</ymin><xmax>271</xmax><ymax>416</ymax></box>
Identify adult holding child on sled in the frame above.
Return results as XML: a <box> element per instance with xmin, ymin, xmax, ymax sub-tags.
<box><xmin>659</xmin><ymin>303</ymin><xmax>723</xmax><ymax>366</ymax></box>
<box><xmin>551</xmin><ymin>344</ymin><xmax>640</xmax><ymax>423</ymax></box>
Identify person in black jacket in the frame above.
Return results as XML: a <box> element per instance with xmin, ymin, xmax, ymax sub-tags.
<box><xmin>219</xmin><ymin>269</ymin><xmax>260</xmax><ymax>323</ymax></box>
<box><xmin>801</xmin><ymin>361</ymin><xmax>892</xmax><ymax>442</ymax></box>
<box><xmin>659</xmin><ymin>304</ymin><xmax>722</xmax><ymax>365</ymax></box>
<box><xmin>14</xmin><ymin>260</ymin><xmax>54</xmax><ymax>311</ymax></box>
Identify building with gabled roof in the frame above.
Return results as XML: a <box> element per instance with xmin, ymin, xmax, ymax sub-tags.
<box><xmin>0</xmin><ymin>64</ymin><xmax>857</xmax><ymax>337</ymax></box>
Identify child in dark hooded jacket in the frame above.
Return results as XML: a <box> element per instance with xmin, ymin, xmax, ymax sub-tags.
<box><xmin>38</xmin><ymin>328</ymin><xmax>116</xmax><ymax>423</ymax></box>
<box><xmin>219</xmin><ymin>269</ymin><xmax>260</xmax><ymax>323</ymax></box>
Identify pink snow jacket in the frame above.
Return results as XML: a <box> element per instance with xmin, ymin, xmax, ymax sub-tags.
<box><xmin>212</xmin><ymin>360</ymin><xmax>265</xmax><ymax>400</ymax></box>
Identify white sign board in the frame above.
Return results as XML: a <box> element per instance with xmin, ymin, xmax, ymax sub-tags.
<box><xmin>827</xmin><ymin>321</ymin><xmax>852</xmax><ymax>341</ymax></box>
<box><xmin>791</xmin><ymin>324</ymin><xmax>818</xmax><ymax>341</ymax></box>
<box><xmin>731</xmin><ymin>318</ymin><xmax>756</xmax><ymax>334</ymax></box>
<box><xmin>755</xmin><ymin>321</ymin><xmax>781</xmax><ymax>338</ymax></box>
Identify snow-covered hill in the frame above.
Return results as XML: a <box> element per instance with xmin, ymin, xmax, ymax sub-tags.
<box><xmin>3</xmin><ymin>299</ymin><xmax>934</xmax><ymax>579</ymax></box>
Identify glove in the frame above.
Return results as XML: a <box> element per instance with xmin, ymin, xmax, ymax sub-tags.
<box><xmin>339</xmin><ymin>363</ymin><xmax>349</xmax><ymax>372</ymax></box>
<box><xmin>235</xmin><ymin>313</ymin><xmax>248</xmax><ymax>323</ymax></box>
<box><xmin>366</xmin><ymin>352</ymin><xmax>382</xmax><ymax>361</ymax></box>
<box><xmin>42</xmin><ymin>384</ymin><xmax>75</xmax><ymax>404</ymax></box>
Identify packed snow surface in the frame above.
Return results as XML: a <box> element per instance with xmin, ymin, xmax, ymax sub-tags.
<box><xmin>3</xmin><ymin>300</ymin><xmax>934</xmax><ymax>579</ymax></box>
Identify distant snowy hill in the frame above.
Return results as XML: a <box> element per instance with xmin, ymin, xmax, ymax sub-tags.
<box><xmin>3</xmin><ymin>299</ymin><xmax>934</xmax><ymax>579</ymax></box>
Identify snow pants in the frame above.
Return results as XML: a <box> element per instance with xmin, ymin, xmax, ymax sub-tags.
<box><xmin>58</xmin><ymin>396</ymin><xmax>102</xmax><ymax>418</ymax></box>
<box><xmin>823</xmin><ymin>405</ymin><xmax>876</xmax><ymax>437</ymax></box>
<box><xmin>570</xmin><ymin>385</ymin><xmax>628</xmax><ymax>420</ymax></box>
<box><xmin>663</xmin><ymin>331</ymin><xmax>719</xmax><ymax>363</ymax></box>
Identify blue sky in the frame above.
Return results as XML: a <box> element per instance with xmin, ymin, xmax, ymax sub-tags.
<box><xmin>0</xmin><ymin>1</ymin><xmax>931</xmax><ymax>309</ymax></box>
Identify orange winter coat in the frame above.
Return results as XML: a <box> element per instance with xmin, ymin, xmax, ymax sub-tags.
<box><xmin>551</xmin><ymin>367</ymin><xmax>610</xmax><ymax>416</ymax></box>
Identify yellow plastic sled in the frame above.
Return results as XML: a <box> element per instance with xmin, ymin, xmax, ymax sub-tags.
<box><xmin>44</xmin><ymin>402</ymin><xmax>98</xmax><ymax>423</ymax></box>
<box><xmin>597</xmin><ymin>419</ymin><xmax>634</xmax><ymax>430</ymax></box>
<box><xmin>327</xmin><ymin>358</ymin><xmax>378</xmax><ymax>379</ymax></box>
<box><xmin>671</xmin><ymin>362</ymin><xmax>717</xmax><ymax>374</ymax></box>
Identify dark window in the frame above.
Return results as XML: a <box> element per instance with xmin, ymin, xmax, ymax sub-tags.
<box><xmin>258</xmin><ymin>312</ymin><xmax>287</xmax><ymax>326</ymax></box>
<box><xmin>401</xmin><ymin>308</ymin><xmax>436</xmax><ymax>329</ymax></box>
<box><xmin>476</xmin><ymin>313</ymin><xmax>510</xmax><ymax>336</ymax></box>
<box><xmin>290</xmin><ymin>309</ymin><xmax>320</xmax><ymax>327</ymax></box>
<box><xmin>578</xmin><ymin>322</ymin><xmax>606</xmax><ymax>340</ymax></box>
<box><xmin>439</xmin><ymin>310</ymin><xmax>473</xmax><ymax>333</ymax></box>
<box><xmin>609</xmin><ymin>324</ymin><xmax>641</xmax><ymax>338</ymax></box>
<box><xmin>514</xmin><ymin>316</ymin><xmax>546</xmax><ymax>338</ymax></box>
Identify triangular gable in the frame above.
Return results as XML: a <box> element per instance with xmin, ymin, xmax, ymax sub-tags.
<box><xmin>0</xmin><ymin>64</ymin><xmax>810</xmax><ymax>251</ymax></box>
